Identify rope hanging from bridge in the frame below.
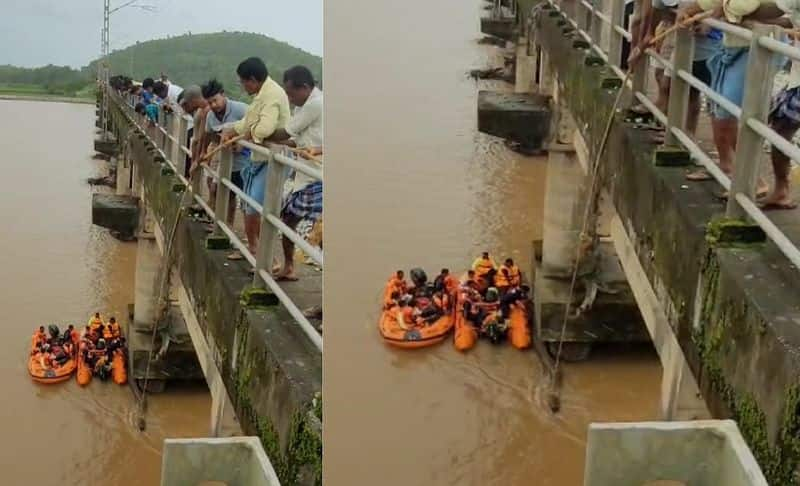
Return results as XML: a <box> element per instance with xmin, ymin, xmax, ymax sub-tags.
<box><xmin>544</xmin><ymin>11</ymin><xmax>714</xmax><ymax>413</ymax></box>
<box><xmin>135</xmin><ymin>147</ymin><xmax>198</xmax><ymax>431</ymax></box>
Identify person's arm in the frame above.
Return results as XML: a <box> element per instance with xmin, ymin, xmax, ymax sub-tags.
<box><xmin>743</xmin><ymin>2</ymin><xmax>791</xmax><ymax>24</ymax></box>
<box><xmin>251</xmin><ymin>103</ymin><xmax>281</xmax><ymax>143</ymax></box>
<box><xmin>269</xmin><ymin>128</ymin><xmax>293</xmax><ymax>142</ymax></box>
<box><xmin>283</xmin><ymin>98</ymin><xmax>322</xmax><ymax>143</ymax></box>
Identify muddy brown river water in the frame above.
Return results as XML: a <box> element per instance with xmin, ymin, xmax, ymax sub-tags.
<box><xmin>0</xmin><ymin>99</ymin><xmax>209</xmax><ymax>486</ymax></box>
<box><xmin>324</xmin><ymin>1</ymin><xmax>662</xmax><ymax>484</ymax></box>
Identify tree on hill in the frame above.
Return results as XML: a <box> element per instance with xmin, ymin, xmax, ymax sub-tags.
<box><xmin>0</xmin><ymin>31</ymin><xmax>322</xmax><ymax>100</ymax></box>
<box><xmin>87</xmin><ymin>31</ymin><xmax>323</xmax><ymax>100</ymax></box>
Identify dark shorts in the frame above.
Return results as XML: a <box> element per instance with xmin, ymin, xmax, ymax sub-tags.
<box><xmin>770</xmin><ymin>86</ymin><xmax>800</xmax><ymax>126</ymax></box>
<box><xmin>620</xmin><ymin>2</ymin><xmax>635</xmax><ymax>70</ymax></box>
<box><xmin>230</xmin><ymin>170</ymin><xmax>244</xmax><ymax>190</ymax></box>
<box><xmin>692</xmin><ymin>59</ymin><xmax>712</xmax><ymax>87</ymax></box>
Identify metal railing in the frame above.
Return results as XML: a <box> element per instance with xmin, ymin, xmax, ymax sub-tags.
<box><xmin>538</xmin><ymin>0</ymin><xmax>800</xmax><ymax>270</ymax></box>
<box><xmin>111</xmin><ymin>89</ymin><xmax>323</xmax><ymax>351</ymax></box>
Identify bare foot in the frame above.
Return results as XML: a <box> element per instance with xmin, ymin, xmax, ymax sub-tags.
<box><xmin>759</xmin><ymin>192</ymin><xmax>797</xmax><ymax>211</ymax></box>
<box><xmin>275</xmin><ymin>270</ymin><xmax>298</xmax><ymax>282</ymax></box>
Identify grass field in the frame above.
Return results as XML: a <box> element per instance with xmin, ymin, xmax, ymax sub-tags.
<box><xmin>0</xmin><ymin>83</ymin><xmax>95</xmax><ymax>102</ymax></box>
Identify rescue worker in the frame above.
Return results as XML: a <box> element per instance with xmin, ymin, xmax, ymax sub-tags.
<box><xmin>89</xmin><ymin>313</ymin><xmax>103</xmax><ymax>336</ymax></box>
<box><xmin>385</xmin><ymin>291</ymin><xmax>401</xmax><ymax>311</ymax></box>
<box><xmin>108</xmin><ymin>317</ymin><xmax>121</xmax><ymax>339</ymax></box>
<box><xmin>396</xmin><ymin>298</ymin><xmax>414</xmax><ymax>330</ymax></box>
<box><xmin>33</xmin><ymin>326</ymin><xmax>47</xmax><ymax>347</ymax></box>
<box><xmin>471</xmin><ymin>251</ymin><xmax>497</xmax><ymax>286</ymax></box>
<box><xmin>500</xmin><ymin>285</ymin><xmax>529</xmax><ymax>320</ymax></box>
<box><xmin>389</xmin><ymin>270</ymin><xmax>408</xmax><ymax>296</ymax></box>
<box><xmin>84</xmin><ymin>325</ymin><xmax>97</xmax><ymax>342</ymax></box>
<box><xmin>39</xmin><ymin>344</ymin><xmax>54</xmax><ymax>370</ymax></box>
<box><xmin>102</xmin><ymin>322</ymin><xmax>114</xmax><ymax>340</ymax></box>
<box><xmin>500</xmin><ymin>258</ymin><xmax>521</xmax><ymax>288</ymax></box>
<box><xmin>460</xmin><ymin>280</ymin><xmax>485</xmax><ymax>326</ymax></box>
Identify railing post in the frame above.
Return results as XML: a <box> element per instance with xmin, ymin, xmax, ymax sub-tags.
<box><xmin>725</xmin><ymin>24</ymin><xmax>780</xmax><ymax>219</ymax></box>
<box><xmin>665</xmin><ymin>25</ymin><xmax>695</xmax><ymax>146</ymax></box>
<box><xmin>627</xmin><ymin>0</ymin><xmax>647</xmax><ymax>106</ymax></box>
<box><xmin>170</xmin><ymin>115</ymin><xmax>181</xmax><ymax>174</ymax></box>
<box><xmin>176</xmin><ymin>115</ymin><xmax>188</xmax><ymax>177</ymax></box>
<box><xmin>214</xmin><ymin>147</ymin><xmax>234</xmax><ymax>235</ymax></box>
<box><xmin>608</xmin><ymin>0</ymin><xmax>625</xmax><ymax>69</ymax></box>
<box><xmin>252</xmin><ymin>153</ymin><xmax>288</xmax><ymax>288</ymax></box>
<box><xmin>590</xmin><ymin>0</ymin><xmax>603</xmax><ymax>48</ymax></box>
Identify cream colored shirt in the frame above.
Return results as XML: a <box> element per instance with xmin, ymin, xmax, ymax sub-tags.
<box><xmin>286</xmin><ymin>87</ymin><xmax>323</xmax><ymax>190</ymax></box>
<box><xmin>234</xmin><ymin>76</ymin><xmax>291</xmax><ymax>161</ymax></box>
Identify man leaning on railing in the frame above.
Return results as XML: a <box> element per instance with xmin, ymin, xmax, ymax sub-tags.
<box><xmin>221</xmin><ymin>57</ymin><xmax>291</xmax><ymax>266</ymax></box>
<box><xmin>678</xmin><ymin>0</ymin><xmax>798</xmax><ymax>209</ymax></box>
<box><xmin>269</xmin><ymin>65</ymin><xmax>323</xmax><ymax>288</ymax></box>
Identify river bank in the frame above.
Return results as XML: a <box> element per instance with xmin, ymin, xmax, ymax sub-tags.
<box><xmin>0</xmin><ymin>93</ymin><xmax>94</xmax><ymax>104</ymax></box>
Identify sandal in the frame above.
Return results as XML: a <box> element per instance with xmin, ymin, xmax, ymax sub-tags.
<box><xmin>759</xmin><ymin>201</ymin><xmax>798</xmax><ymax>211</ymax></box>
<box><xmin>227</xmin><ymin>251</ymin><xmax>244</xmax><ymax>261</ymax></box>
<box><xmin>686</xmin><ymin>169</ymin><xmax>713</xmax><ymax>181</ymax></box>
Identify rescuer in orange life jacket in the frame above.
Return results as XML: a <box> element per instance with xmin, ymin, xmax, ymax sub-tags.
<box><xmin>494</xmin><ymin>258</ymin><xmax>522</xmax><ymax>293</ymax></box>
<box><xmin>471</xmin><ymin>252</ymin><xmax>497</xmax><ymax>290</ymax></box>
<box><xmin>389</xmin><ymin>270</ymin><xmax>408</xmax><ymax>296</ymax></box>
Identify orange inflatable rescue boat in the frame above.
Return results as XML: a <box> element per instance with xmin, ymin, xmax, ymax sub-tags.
<box><xmin>28</xmin><ymin>326</ymin><xmax>76</xmax><ymax>384</ymax></box>
<box><xmin>378</xmin><ymin>269</ymin><xmax>455</xmax><ymax>348</ymax></box>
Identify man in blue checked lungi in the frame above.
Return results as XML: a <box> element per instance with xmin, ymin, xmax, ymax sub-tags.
<box><xmin>269</xmin><ymin>66</ymin><xmax>323</xmax><ymax>283</ymax></box>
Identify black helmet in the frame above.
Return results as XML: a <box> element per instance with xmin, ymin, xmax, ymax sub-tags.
<box><xmin>48</xmin><ymin>325</ymin><xmax>60</xmax><ymax>338</ymax></box>
<box><xmin>409</xmin><ymin>268</ymin><xmax>428</xmax><ymax>287</ymax></box>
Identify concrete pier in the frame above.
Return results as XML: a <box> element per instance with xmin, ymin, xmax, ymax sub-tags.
<box><xmin>477</xmin><ymin>91</ymin><xmax>552</xmax><ymax>150</ymax></box>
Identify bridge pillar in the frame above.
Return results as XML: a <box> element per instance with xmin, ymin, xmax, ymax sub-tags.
<box><xmin>210</xmin><ymin>376</ymin><xmax>240</xmax><ymax>437</ymax></box>
<box><xmin>116</xmin><ymin>148</ymin><xmax>132</xmax><ymax>197</ymax></box>
<box><xmin>541</xmin><ymin>149</ymin><xmax>590</xmax><ymax>277</ymax></box>
<box><xmin>515</xmin><ymin>36</ymin><xmax>536</xmax><ymax>94</ymax></box>
<box><xmin>133</xmin><ymin>208</ymin><xmax>160</xmax><ymax>329</ymax></box>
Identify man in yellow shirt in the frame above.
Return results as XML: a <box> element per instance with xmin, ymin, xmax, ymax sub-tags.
<box><xmin>222</xmin><ymin>57</ymin><xmax>291</xmax><ymax>258</ymax></box>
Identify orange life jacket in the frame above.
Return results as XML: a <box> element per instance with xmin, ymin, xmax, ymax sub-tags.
<box><xmin>503</xmin><ymin>265</ymin><xmax>521</xmax><ymax>286</ymax></box>
<box><xmin>389</xmin><ymin>276</ymin><xmax>407</xmax><ymax>294</ymax></box>
<box><xmin>443</xmin><ymin>275</ymin><xmax>459</xmax><ymax>294</ymax></box>
<box><xmin>103</xmin><ymin>326</ymin><xmax>113</xmax><ymax>340</ymax></box>
<box><xmin>110</xmin><ymin>323</ymin><xmax>121</xmax><ymax>338</ymax></box>
<box><xmin>472</xmin><ymin>257</ymin><xmax>496</xmax><ymax>277</ymax></box>
<box><xmin>71</xmin><ymin>329</ymin><xmax>80</xmax><ymax>345</ymax></box>
<box><xmin>495</xmin><ymin>270</ymin><xmax>510</xmax><ymax>287</ymax></box>
<box><xmin>34</xmin><ymin>331</ymin><xmax>47</xmax><ymax>345</ymax></box>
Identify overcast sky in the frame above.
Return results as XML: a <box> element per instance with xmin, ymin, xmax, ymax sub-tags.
<box><xmin>0</xmin><ymin>0</ymin><xmax>322</xmax><ymax>68</ymax></box>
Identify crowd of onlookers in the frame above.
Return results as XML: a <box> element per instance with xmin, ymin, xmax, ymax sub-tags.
<box><xmin>620</xmin><ymin>0</ymin><xmax>800</xmax><ymax>211</ymax></box>
<box><xmin>108</xmin><ymin>57</ymin><xmax>323</xmax><ymax>317</ymax></box>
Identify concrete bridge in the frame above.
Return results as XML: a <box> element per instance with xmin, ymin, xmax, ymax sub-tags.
<box><xmin>92</xmin><ymin>89</ymin><xmax>322</xmax><ymax>485</ymax></box>
<box><xmin>479</xmin><ymin>0</ymin><xmax>800</xmax><ymax>483</ymax></box>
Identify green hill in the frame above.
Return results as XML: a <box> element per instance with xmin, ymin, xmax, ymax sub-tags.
<box><xmin>0</xmin><ymin>31</ymin><xmax>322</xmax><ymax>100</ymax></box>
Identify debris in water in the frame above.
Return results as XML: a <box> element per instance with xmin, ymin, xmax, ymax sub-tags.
<box><xmin>477</xmin><ymin>36</ymin><xmax>506</xmax><ymax>47</ymax></box>
<box><xmin>467</xmin><ymin>67</ymin><xmax>505</xmax><ymax>80</ymax></box>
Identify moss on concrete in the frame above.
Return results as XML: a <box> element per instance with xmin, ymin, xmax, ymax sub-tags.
<box><xmin>696</xmin><ymin>251</ymin><xmax>800</xmax><ymax>485</ymax></box>
<box><xmin>706</xmin><ymin>218</ymin><xmax>766</xmax><ymax>247</ymax></box>
<box><xmin>240</xmin><ymin>286</ymin><xmax>280</xmax><ymax>308</ymax></box>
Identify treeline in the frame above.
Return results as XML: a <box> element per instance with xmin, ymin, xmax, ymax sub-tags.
<box><xmin>0</xmin><ymin>65</ymin><xmax>92</xmax><ymax>96</ymax></box>
<box><xmin>0</xmin><ymin>31</ymin><xmax>322</xmax><ymax>100</ymax></box>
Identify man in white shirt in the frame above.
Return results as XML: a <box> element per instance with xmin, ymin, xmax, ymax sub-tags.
<box><xmin>270</xmin><ymin>66</ymin><xmax>323</xmax><ymax>283</ymax></box>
